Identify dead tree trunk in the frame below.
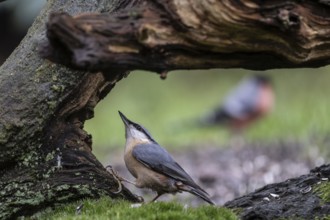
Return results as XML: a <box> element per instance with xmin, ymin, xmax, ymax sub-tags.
<box><xmin>1</xmin><ymin>0</ymin><xmax>330</xmax><ymax>219</ymax></box>
<box><xmin>0</xmin><ymin>1</ymin><xmax>141</xmax><ymax>219</ymax></box>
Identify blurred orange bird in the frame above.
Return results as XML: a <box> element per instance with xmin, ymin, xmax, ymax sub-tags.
<box><xmin>201</xmin><ymin>74</ymin><xmax>274</xmax><ymax>133</ymax></box>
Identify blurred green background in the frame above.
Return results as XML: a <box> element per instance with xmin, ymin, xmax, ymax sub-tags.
<box><xmin>84</xmin><ymin>68</ymin><xmax>330</xmax><ymax>162</ymax></box>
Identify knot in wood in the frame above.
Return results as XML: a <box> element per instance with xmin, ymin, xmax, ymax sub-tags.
<box><xmin>277</xmin><ymin>8</ymin><xmax>300</xmax><ymax>30</ymax></box>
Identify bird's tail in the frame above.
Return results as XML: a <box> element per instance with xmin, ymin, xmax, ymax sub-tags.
<box><xmin>179</xmin><ymin>184</ymin><xmax>215</xmax><ymax>205</ymax></box>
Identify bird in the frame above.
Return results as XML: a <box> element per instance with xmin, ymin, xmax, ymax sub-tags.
<box><xmin>200</xmin><ymin>74</ymin><xmax>274</xmax><ymax>134</ymax></box>
<box><xmin>118</xmin><ymin>111</ymin><xmax>214</xmax><ymax>205</ymax></box>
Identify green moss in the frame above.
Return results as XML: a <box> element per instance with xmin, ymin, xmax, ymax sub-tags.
<box><xmin>230</xmin><ymin>207</ymin><xmax>243</xmax><ymax>216</ymax></box>
<box><xmin>0</xmin><ymin>123</ymin><xmax>13</xmax><ymax>144</ymax></box>
<box><xmin>0</xmin><ymin>181</ymin><xmax>46</xmax><ymax>216</ymax></box>
<box><xmin>51</xmin><ymin>84</ymin><xmax>65</xmax><ymax>93</ymax></box>
<box><xmin>315</xmin><ymin>217</ymin><xmax>330</xmax><ymax>220</ymax></box>
<box><xmin>19</xmin><ymin>150</ymin><xmax>40</xmax><ymax>168</ymax></box>
<box><xmin>34</xmin><ymin>62</ymin><xmax>61</xmax><ymax>84</ymax></box>
<box><xmin>314</xmin><ymin>182</ymin><xmax>330</xmax><ymax>203</ymax></box>
<box><xmin>71</xmin><ymin>185</ymin><xmax>93</xmax><ymax>195</ymax></box>
<box><xmin>17</xmin><ymin>191</ymin><xmax>46</xmax><ymax>205</ymax></box>
<box><xmin>55</xmin><ymin>184</ymin><xmax>71</xmax><ymax>191</ymax></box>
<box><xmin>52</xmin><ymin>75</ymin><xmax>58</xmax><ymax>82</ymax></box>
<box><xmin>33</xmin><ymin>197</ymin><xmax>237</xmax><ymax>220</ymax></box>
<box><xmin>0</xmin><ymin>130</ymin><xmax>7</xmax><ymax>144</ymax></box>
<box><xmin>45</xmin><ymin>151</ymin><xmax>56</xmax><ymax>162</ymax></box>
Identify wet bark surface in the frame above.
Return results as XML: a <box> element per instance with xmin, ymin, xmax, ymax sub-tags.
<box><xmin>225</xmin><ymin>164</ymin><xmax>330</xmax><ymax>220</ymax></box>
<box><xmin>225</xmin><ymin>165</ymin><xmax>330</xmax><ymax>219</ymax></box>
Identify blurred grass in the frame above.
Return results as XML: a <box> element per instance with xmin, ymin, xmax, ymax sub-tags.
<box><xmin>85</xmin><ymin>68</ymin><xmax>330</xmax><ymax>162</ymax></box>
<box><xmin>33</xmin><ymin>197</ymin><xmax>237</xmax><ymax>220</ymax></box>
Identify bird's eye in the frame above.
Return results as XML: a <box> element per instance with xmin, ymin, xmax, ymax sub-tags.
<box><xmin>136</xmin><ymin>125</ymin><xmax>141</xmax><ymax>131</ymax></box>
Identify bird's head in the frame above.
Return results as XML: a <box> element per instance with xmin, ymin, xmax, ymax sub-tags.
<box><xmin>118</xmin><ymin>111</ymin><xmax>156</xmax><ymax>143</ymax></box>
<box><xmin>253</xmin><ymin>74</ymin><xmax>271</xmax><ymax>85</ymax></box>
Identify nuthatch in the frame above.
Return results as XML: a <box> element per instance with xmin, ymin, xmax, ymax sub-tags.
<box><xmin>201</xmin><ymin>74</ymin><xmax>274</xmax><ymax>133</ymax></box>
<box><xmin>118</xmin><ymin>111</ymin><xmax>214</xmax><ymax>205</ymax></box>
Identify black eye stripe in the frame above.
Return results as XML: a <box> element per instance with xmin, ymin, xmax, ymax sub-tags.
<box><xmin>135</xmin><ymin>124</ymin><xmax>142</xmax><ymax>131</ymax></box>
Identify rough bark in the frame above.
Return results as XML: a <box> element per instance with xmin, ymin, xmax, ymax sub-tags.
<box><xmin>43</xmin><ymin>0</ymin><xmax>330</xmax><ymax>72</ymax></box>
<box><xmin>225</xmin><ymin>164</ymin><xmax>330</xmax><ymax>220</ymax></box>
<box><xmin>0</xmin><ymin>1</ymin><xmax>140</xmax><ymax>219</ymax></box>
<box><xmin>1</xmin><ymin>0</ymin><xmax>330</xmax><ymax>219</ymax></box>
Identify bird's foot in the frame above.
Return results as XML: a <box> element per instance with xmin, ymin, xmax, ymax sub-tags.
<box><xmin>106</xmin><ymin>165</ymin><xmax>137</xmax><ymax>187</ymax></box>
<box><xmin>149</xmin><ymin>193</ymin><xmax>164</xmax><ymax>203</ymax></box>
<box><xmin>105</xmin><ymin>165</ymin><xmax>125</xmax><ymax>194</ymax></box>
<box><xmin>136</xmin><ymin>195</ymin><xmax>144</xmax><ymax>203</ymax></box>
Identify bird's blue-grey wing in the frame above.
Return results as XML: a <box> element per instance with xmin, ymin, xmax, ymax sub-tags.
<box><xmin>132</xmin><ymin>143</ymin><xmax>198</xmax><ymax>187</ymax></box>
<box><xmin>222</xmin><ymin>77</ymin><xmax>260</xmax><ymax>119</ymax></box>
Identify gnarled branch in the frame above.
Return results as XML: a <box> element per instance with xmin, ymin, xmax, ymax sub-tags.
<box><xmin>43</xmin><ymin>0</ymin><xmax>330</xmax><ymax>72</ymax></box>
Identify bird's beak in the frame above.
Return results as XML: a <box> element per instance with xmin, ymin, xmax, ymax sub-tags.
<box><xmin>118</xmin><ymin>111</ymin><xmax>131</xmax><ymax>127</ymax></box>
<box><xmin>119</xmin><ymin>111</ymin><xmax>135</xmax><ymax>138</ymax></box>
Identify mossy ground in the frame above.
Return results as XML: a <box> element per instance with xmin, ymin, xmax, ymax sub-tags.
<box><xmin>315</xmin><ymin>182</ymin><xmax>330</xmax><ymax>204</ymax></box>
<box><xmin>32</xmin><ymin>197</ymin><xmax>237</xmax><ymax>220</ymax></box>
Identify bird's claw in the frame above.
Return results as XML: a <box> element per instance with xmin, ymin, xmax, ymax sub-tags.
<box><xmin>106</xmin><ymin>165</ymin><xmax>137</xmax><ymax>186</ymax></box>
<box><xmin>106</xmin><ymin>165</ymin><xmax>123</xmax><ymax>194</ymax></box>
<box><xmin>137</xmin><ymin>195</ymin><xmax>144</xmax><ymax>203</ymax></box>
